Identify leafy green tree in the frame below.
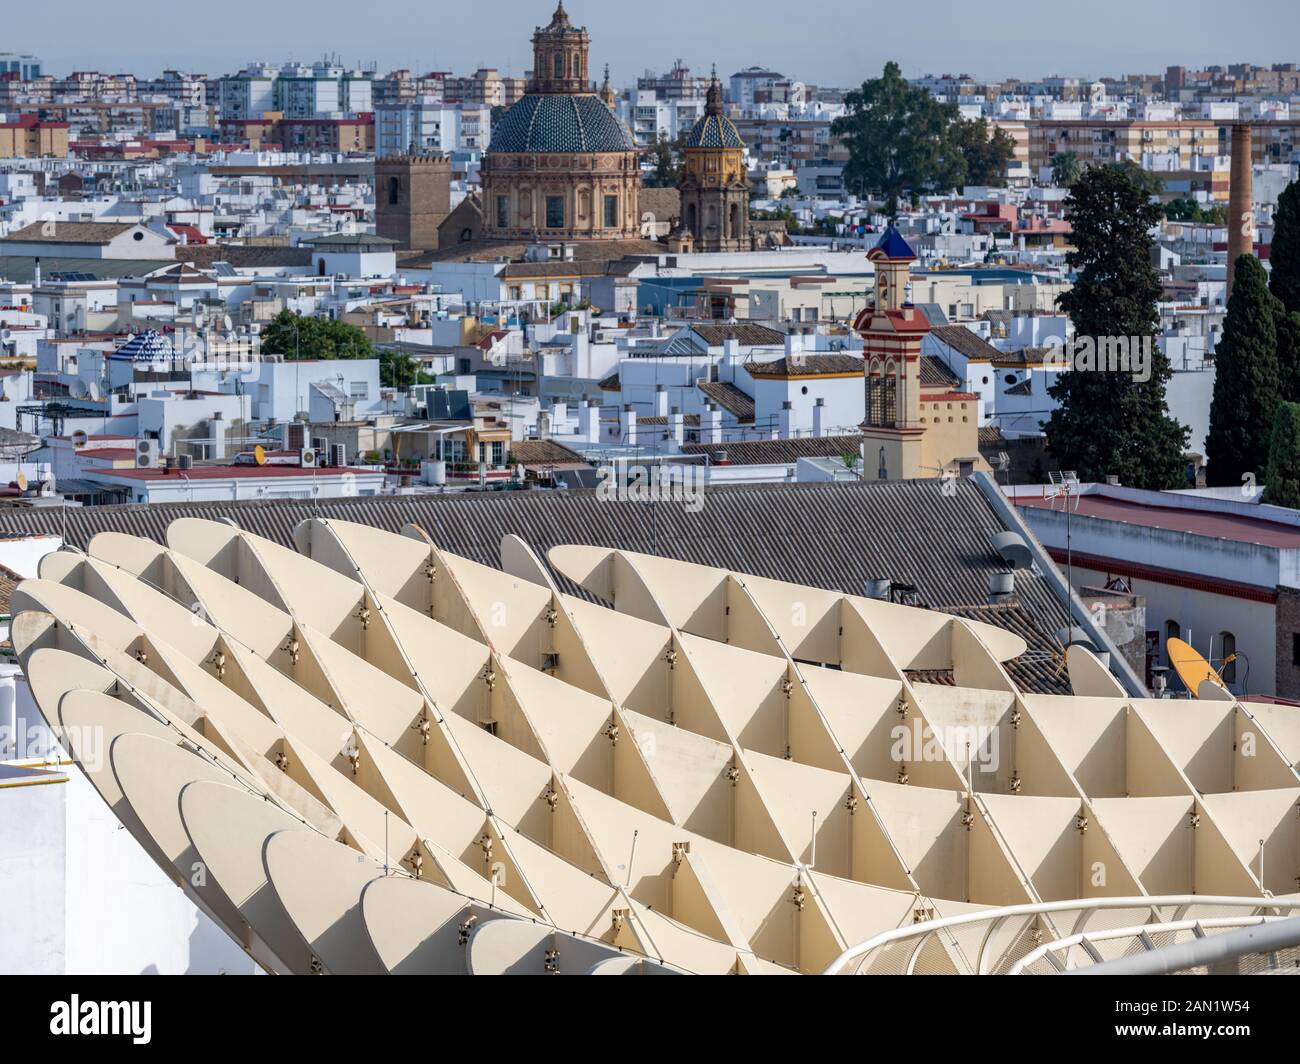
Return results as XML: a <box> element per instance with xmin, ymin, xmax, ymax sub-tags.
<box><xmin>1114</xmin><ymin>159</ymin><xmax>1165</xmax><ymax>200</ymax></box>
<box><xmin>380</xmin><ymin>351</ymin><xmax>419</xmax><ymax>390</ymax></box>
<box><xmin>643</xmin><ymin>131</ymin><xmax>687</xmax><ymax>188</ymax></box>
<box><xmin>752</xmin><ymin>205</ymin><xmax>800</xmax><ymax>234</ymax></box>
<box><xmin>1271</xmin><ymin>180</ymin><xmax>1300</xmax><ymax>315</ymax></box>
<box><xmin>1263</xmin><ymin>401</ymin><xmax>1300</xmax><ymax>509</ymax></box>
<box><xmin>831</xmin><ymin>61</ymin><xmax>966</xmax><ymax>217</ymax></box>
<box><xmin>1044</xmin><ymin>164</ymin><xmax>1189</xmax><ymax>488</ymax></box>
<box><xmin>1164</xmin><ymin>197</ymin><xmax>1227</xmax><ymax>224</ymax></box>
<box><xmin>953</xmin><ymin>117</ymin><xmax>1016</xmax><ymax>187</ymax></box>
<box><xmin>1205</xmin><ymin>255</ymin><xmax>1280</xmax><ymax>486</ymax></box>
<box><xmin>1050</xmin><ymin>151</ymin><xmax>1081</xmax><ymax>188</ymax></box>
<box><xmin>260</xmin><ymin>310</ymin><xmax>373</xmax><ymax>360</ymax></box>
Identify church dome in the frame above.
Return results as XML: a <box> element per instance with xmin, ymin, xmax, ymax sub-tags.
<box><xmin>684</xmin><ymin>113</ymin><xmax>744</xmax><ymax>149</ymax></box>
<box><xmin>488</xmin><ymin>93</ymin><xmax>635</xmax><ymax>154</ymax></box>
<box><xmin>684</xmin><ymin>76</ymin><xmax>743</xmax><ymax>149</ymax></box>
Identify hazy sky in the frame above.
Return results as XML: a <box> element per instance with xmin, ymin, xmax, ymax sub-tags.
<box><xmin>15</xmin><ymin>0</ymin><xmax>1300</xmax><ymax>86</ymax></box>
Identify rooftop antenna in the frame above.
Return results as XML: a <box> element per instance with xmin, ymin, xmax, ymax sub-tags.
<box><xmin>1046</xmin><ymin>469</ymin><xmax>1080</xmax><ymax>624</ymax></box>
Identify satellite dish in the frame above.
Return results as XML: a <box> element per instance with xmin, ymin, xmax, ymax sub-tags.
<box><xmin>222</xmin><ymin>315</ymin><xmax>234</xmax><ymax>333</ymax></box>
<box><xmin>254</xmin><ymin>444</ymin><xmax>267</xmax><ymax>466</ymax></box>
<box><xmin>1167</xmin><ymin>638</ymin><xmax>1230</xmax><ymax>698</ymax></box>
<box><xmin>15</xmin><ymin>471</ymin><xmax>27</xmax><ymax>492</ymax></box>
<box><xmin>69</xmin><ymin>379</ymin><xmax>88</xmax><ymax>400</ymax></box>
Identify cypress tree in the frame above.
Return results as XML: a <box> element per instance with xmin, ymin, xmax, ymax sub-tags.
<box><xmin>1275</xmin><ymin>296</ymin><xmax>1300</xmax><ymax>404</ymax></box>
<box><xmin>1044</xmin><ymin>164</ymin><xmax>1189</xmax><ymax>488</ymax></box>
<box><xmin>1205</xmin><ymin>255</ymin><xmax>1280</xmax><ymax>486</ymax></box>
<box><xmin>1263</xmin><ymin>401</ymin><xmax>1300</xmax><ymax>510</ymax></box>
<box><xmin>1271</xmin><ymin>180</ymin><xmax>1300</xmax><ymax>315</ymax></box>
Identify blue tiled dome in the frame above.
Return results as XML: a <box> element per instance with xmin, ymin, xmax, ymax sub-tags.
<box><xmin>488</xmin><ymin>94</ymin><xmax>634</xmax><ymax>154</ymax></box>
<box><xmin>684</xmin><ymin>113</ymin><xmax>744</xmax><ymax>150</ymax></box>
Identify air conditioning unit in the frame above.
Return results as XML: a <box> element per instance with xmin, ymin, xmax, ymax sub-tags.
<box><xmin>300</xmin><ymin>447</ymin><xmax>319</xmax><ymax>469</ymax></box>
<box><xmin>135</xmin><ymin>438</ymin><xmax>159</xmax><ymax>468</ymax></box>
<box><xmin>331</xmin><ymin>443</ymin><xmax>347</xmax><ymax>468</ymax></box>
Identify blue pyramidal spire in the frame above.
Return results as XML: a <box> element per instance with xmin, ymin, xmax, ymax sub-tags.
<box><xmin>874</xmin><ymin>224</ymin><xmax>916</xmax><ymax>260</ymax></box>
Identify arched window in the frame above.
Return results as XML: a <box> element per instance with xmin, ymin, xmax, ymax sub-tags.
<box><xmin>1164</xmin><ymin>620</ymin><xmax>1180</xmax><ymax>665</ymax></box>
<box><xmin>686</xmin><ymin>203</ymin><xmax>697</xmax><ymax>234</ymax></box>
<box><xmin>387</xmin><ymin>176</ymin><xmax>401</xmax><ymax>206</ymax></box>
<box><xmin>554</xmin><ymin>53</ymin><xmax>564</xmax><ymax>79</ymax></box>
<box><xmin>729</xmin><ymin>203</ymin><xmax>741</xmax><ymax>239</ymax></box>
<box><xmin>1218</xmin><ymin>631</ymin><xmax>1237</xmax><ymax>684</ymax></box>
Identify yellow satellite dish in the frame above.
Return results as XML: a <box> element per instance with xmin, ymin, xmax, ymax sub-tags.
<box><xmin>15</xmin><ymin>472</ymin><xmax>27</xmax><ymax>492</ymax></box>
<box><xmin>1167</xmin><ymin>637</ymin><xmax>1228</xmax><ymax>697</ymax></box>
<box><xmin>254</xmin><ymin>445</ymin><xmax>266</xmax><ymax>466</ymax></box>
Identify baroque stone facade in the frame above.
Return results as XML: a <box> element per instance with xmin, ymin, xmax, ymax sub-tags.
<box><xmin>479</xmin><ymin>3</ymin><xmax>641</xmax><ymax>243</ymax></box>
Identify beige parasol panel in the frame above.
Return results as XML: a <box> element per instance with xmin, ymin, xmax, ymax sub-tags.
<box><xmin>14</xmin><ymin>518</ymin><xmax>1299</xmax><ymax>975</ymax></box>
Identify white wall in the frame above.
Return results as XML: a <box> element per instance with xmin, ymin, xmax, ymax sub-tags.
<box><xmin>0</xmin><ymin>667</ymin><xmax>259</xmax><ymax>975</ymax></box>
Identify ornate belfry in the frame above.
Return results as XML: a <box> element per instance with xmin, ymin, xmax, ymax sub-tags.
<box><xmin>678</xmin><ymin>70</ymin><xmax>752</xmax><ymax>252</ymax></box>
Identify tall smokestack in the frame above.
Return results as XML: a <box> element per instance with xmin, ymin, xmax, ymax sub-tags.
<box><xmin>1227</xmin><ymin>123</ymin><xmax>1253</xmax><ymax>298</ymax></box>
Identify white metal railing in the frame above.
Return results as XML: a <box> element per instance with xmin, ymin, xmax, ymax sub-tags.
<box><xmin>823</xmin><ymin>895</ymin><xmax>1300</xmax><ymax>975</ymax></box>
<box><xmin>1007</xmin><ymin>914</ymin><xmax>1284</xmax><ymax>974</ymax></box>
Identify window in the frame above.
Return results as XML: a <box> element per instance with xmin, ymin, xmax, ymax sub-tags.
<box><xmin>1218</xmin><ymin>631</ymin><xmax>1237</xmax><ymax>684</ymax></box>
<box><xmin>1164</xmin><ymin>620</ymin><xmax>1181</xmax><ymax>666</ymax></box>
<box><xmin>1293</xmin><ymin>632</ymin><xmax>1300</xmax><ymax>667</ymax></box>
<box><xmin>387</xmin><ymin>176</ymin><xmax>401</xmax><ymax>205</ymax></box>
<box><xmin>553</xmin><ymin>53</ymin><xmax>564</xmax><ymax>78</ymax></box>
<box><xmin>545</xmin><ymin>195</ymin><xmax>565</xmax><ymax>229</ymax></box>
<box><xmin>350</xmin><ymin>381</ymin><xmax>369</xmax><ymax>400</ymax></box>
<box><xmin>496</xmin><ymin>195</ymin><xmax>509</xmax><ymax>228</ymax></box>
<box><xmin>603</xmin><ymin>195</ymin><xmax>618</xmax><ymax>228</ymax></box>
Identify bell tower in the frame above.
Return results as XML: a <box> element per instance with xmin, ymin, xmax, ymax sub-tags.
<box><xmin>531</xmin><ymin>3</ymin><xmax>590</xmax><ymax>95</ymax></box>
<box><xmin>855</xmin><ymin>226</ymin><xmax>927</xmax><ymax>479</ymax></box>
<box><xmin>679</xmin><ymin>70</ymin><xmax>751</xmax><ymax>252</ymax></box>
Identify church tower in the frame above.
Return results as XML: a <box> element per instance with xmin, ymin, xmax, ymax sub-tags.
<box><xmin>679</xmin><ymin>73</ymin><xmax>751</xmax><ymax>252</ymax></box>
<box><xmin>855</xmin><ymin>226</ymin><xmax>927</xmax><ymax>479</ymax></box>
<box><xmin>530</xmin><ymin>3</ymin><xmax>590</xmax><ymax>95</ymax></box>
<box><xmin>480</xmin><ymin>4</ymin><xmax>640</xmax><ymax>243</ymax></box>
<box><xmin>374</xmin><ymin>154</ymin><xmax>451</xmax><ymax>251</ymax></box>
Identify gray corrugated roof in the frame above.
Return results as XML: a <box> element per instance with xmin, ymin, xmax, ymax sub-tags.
<box><xmin>0</xmin><ymin>479</ymin><xmax>1071</xmax><ymax>692</ymax></box>
<box><xmin>0</xmin><ymin>257</ymin><xmax>175</xmax><ymax>283</ymax></box>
